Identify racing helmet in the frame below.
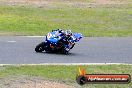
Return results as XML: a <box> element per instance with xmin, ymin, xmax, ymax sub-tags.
<box><xmin>65</xmin><ymin>30</ymin><xmax>72</xmax><ymax>36</ymax></box>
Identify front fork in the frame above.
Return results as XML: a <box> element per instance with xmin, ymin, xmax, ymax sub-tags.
<box><xmin>64</xmin><ymin>42</ymin><xmax>74</xmax><ymax>52</ymax></box>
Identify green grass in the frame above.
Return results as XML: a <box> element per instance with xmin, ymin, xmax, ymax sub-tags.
<box><xmin>0</xmin><ymin>2</ymin><xmax>132</xmax><ymax>36</ymax></box>
<box><xmin>0</xmin><ymin>65</ymin><xmax>132</xmax><ymax>88</ymax></box>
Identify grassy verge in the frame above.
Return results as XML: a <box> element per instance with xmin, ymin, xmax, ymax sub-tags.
<box><xmin>0</xmin><ymin>65</ymin><xmax>132</xmax><ymax>88</ymax></box>
<box><xmin>0</xmin><ymin>0</ymin><xmax>132</xmax><ymax>37</ymax></box>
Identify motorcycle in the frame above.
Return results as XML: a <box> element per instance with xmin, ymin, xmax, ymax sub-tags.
<box><xmin>35</xmin><ymin>29</ymin><xmax>82</xmax><ymax>54</ymax></box>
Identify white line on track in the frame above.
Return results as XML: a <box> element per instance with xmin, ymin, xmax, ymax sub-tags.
<box><xmin>7</xmin><ymin>41</ymin><xmax>16</xmax><ymax>43</ymax></box>
<box><xmin>24</xmin><ymin>36</ymin><xmax>43</xmax><ymax>38</ymax></box>
<box><xmin>0</xmin><ymin>63</ymin><xmax>131</xmax><ymax>66</ymax></box>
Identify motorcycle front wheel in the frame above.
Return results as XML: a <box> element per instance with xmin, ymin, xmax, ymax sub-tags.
<box><xmin>62</xmin><ymin>48</ymin><xmax>69</xmax><ymax>54</ymax></box>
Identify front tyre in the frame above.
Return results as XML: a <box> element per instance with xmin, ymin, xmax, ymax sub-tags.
<box><xmin>35</xmin><ymin>42</ymin><xmax>45</xmax><ymax>52</ymax></box>
<box><xmin>70</xmin><ymin>43</ymin><xmax>75</xmax><ymax>49</ymax></box>
<box><xmin>62</xmin><ymin>48</ymin><xmax>69</xmax><ymax>54</ymax></box>
<box><xmin>63</xmin><ymin>50</ymin><xmax>68</xmax><ymax>54</ymax></box>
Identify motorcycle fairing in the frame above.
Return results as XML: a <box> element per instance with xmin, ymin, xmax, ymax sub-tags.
<box><xmin>72</xmin><ymin>33</ymin><xmax>82</xmax><ymax>42</ymax></box>
<box><xmin>46</xmin><ymin>31</ymin><xmax>60</xmax><ymax>43</ymax></box>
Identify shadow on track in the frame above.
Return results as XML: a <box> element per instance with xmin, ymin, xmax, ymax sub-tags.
<box><xmin>34</xmin><ymin>51</ymin><xmax>78</xmax><ymax>56</ymax></box>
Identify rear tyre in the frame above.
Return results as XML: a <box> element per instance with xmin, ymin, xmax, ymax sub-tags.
<box><xmin>35</xmin><ymin>42</ymin><xmax>45</xmax><ymax>52</ymax></box>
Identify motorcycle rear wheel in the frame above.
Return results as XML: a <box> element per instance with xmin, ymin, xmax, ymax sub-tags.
<box><xmin>35</xmin><ymin>42</ymin><xmax>45</xmax><ymax>52</ymax></box>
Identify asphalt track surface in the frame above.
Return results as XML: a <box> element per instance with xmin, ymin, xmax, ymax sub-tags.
<box><xmin>0</xmin><ymin>36</ymin><xmax>132</xmax><ymax>64</ymax></box>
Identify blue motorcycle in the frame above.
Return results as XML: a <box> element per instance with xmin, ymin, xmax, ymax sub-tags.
<box><xmin>35</xmin><ymin>29</ymin><xmax>82</xmax><ymax>54</ymax></box>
